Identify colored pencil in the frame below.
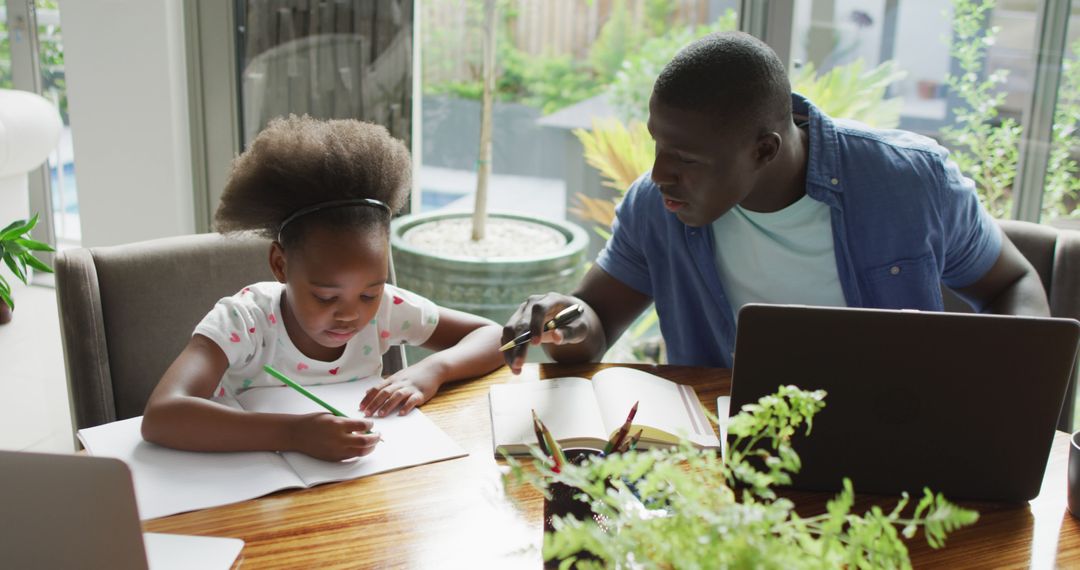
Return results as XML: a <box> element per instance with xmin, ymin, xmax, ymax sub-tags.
<box><xmin>603</xmin><ymin>401</ymin><xmax>639</xmax><ymax>454</ymax></box>
<box><xmin>264</xmin><ymin>364</ymin><xmax>380</xmax><ymax>439</ymax></box>
<box><xmin>264</xmin><ymin>364</ymin><xmax>346</xmax><ymax>416</ymax></box>
<box><xmin>531</xmin><ymin>409</ymin><xmax>551</xmax><ymax>456</ymax></box>
<box><xmin>535</xmin><ymin>415</ymin><xmax>566</xmax><ymax>472</ymax></box>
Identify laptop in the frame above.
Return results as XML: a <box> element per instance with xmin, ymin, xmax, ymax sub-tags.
<box><xmin>728</xmin><ymin>304</ymin><xmax>1080</xmax><ymax>502</ymax></box>
<box><xmin>0</xmin><ymin>450</ymin><xmax>243</xmax><ymax>570</ymax></box>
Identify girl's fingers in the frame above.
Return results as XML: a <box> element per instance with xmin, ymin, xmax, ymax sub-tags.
<box><xmin>376</xmin><ymin>390</ymin><xmax>410</xmax><ymax>417</ymax></box>
<box><xmin>344</xmin><ymin>431</ymin><xmax>381</xmax><ymax>446</ymax></box>
<box><xmin>361</xmin><ymin>388</ymin><xmax>394</xmax><ymax>416</ymax></box>
<box><xmin>343</xmin><ymin>443</ymin><xmax>378</xmax><ymax>458</ymax></box>
<box><xmin>399</xmin><ymin>392</ymin><xmax>424</xmax><ymax>415</ymax></box>
<box><xmin>341</xmin><ymin>417</ymin><xmax>374</xmax><ymax>433</ymax></box>
<box><xmin>359</xmin><ymin>380</ymin><xmax>394</xmax><ymax>410</ymax></box>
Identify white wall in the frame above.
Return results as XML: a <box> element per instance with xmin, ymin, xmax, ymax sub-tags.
<box><xmin>58</xmin><ymin>0</ymin><xmax>194</xmax><ymax>247</ymax></box>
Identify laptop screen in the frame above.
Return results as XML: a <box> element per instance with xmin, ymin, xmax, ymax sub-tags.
<box><xmin>728</xmin><ymin>304</ymin><xmax>1079</xmax><ymax>502</ymax></box>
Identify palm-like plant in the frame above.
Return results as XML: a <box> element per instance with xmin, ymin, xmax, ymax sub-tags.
<box><xmin>0</xmin><ymin>214</ymin><xmax>55</xmax><ymax>309</ymax></box>
<box><xmin>790</xmin><ymin>59</ymin><xmax>907</xmax><ymax>129</ymax></box>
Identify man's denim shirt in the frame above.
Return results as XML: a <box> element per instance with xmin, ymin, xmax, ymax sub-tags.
<box><xmin>595</xmin><ymin>94</ymin><xmax>1002</xmax><ymax>368</ymax></box>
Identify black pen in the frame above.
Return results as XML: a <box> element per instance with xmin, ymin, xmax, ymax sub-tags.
<box><xmin>499</xmin><ymin>304</ymin><xmax>584</xmax><ymax>352</ymax></box>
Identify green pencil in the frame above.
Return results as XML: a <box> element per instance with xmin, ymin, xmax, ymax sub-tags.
<box><xmin>263</xmin><ymin>364</ymin><xmax>381</xmax><ymax>440</ymax></box>
<box><xmin>263</xmin><ymin>364</ymin><xmax>346</xmax><ymax>416</ymax></box>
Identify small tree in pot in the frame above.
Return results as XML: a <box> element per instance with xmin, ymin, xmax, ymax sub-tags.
<box><xmin>392</xmin><ymin>0</ymin><xmax>588</xmax><ymax>329</ymax></box>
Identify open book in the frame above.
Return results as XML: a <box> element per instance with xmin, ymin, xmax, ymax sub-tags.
<box><xmin>489</xmin><ymin>367</ymin><xmax>720</xmax><ymax>455</ymax></box>
<box><xmin>78</xmin><ymin>379</ymin><xmax>466</xmax><ymax>520</ymax></box>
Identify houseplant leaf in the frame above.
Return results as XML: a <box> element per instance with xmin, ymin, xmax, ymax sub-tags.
<box><xmin>22</xmin><ymin>253</ymin><xmax>53</xmax><ymax>274</ymax></box>
<box><xmin>0</xmin><ymin>214</ymin><xmax>37</xmax><ymax>242</ymax></box>
<box><xmin>14</xmin><ymin>237</ymin><xmax>54</xmax><ymax>252</ymax></box>
<box><xmin>3</xmin><ymin>254</ymin><xmax>27</xmax><ymax>286</ymax></box>
<box><xmin>0</xmin><ymin>213</ymin><xmax>55</xmax><ymax>310</ymax></box>
<box><xmin>0</xmin><ymin>278</ymin><xmax>12</xmax><ymax>310</ymax></box>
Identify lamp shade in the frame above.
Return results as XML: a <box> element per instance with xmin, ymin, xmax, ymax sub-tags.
<box><xmin>0</xmin><ymin>89</ymin><xmax>62</xmax><ymax>178</ymax></box>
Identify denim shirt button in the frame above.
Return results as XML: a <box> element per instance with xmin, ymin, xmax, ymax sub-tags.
<box><xmin>889</xmin><ymin>265</ymin><xmax>901</xmax><ymax>275</ymax></box>
<box><xmin>830</xmin><ymin>177</ymin><xmax>839</xmax><ymax>185</ymax></box>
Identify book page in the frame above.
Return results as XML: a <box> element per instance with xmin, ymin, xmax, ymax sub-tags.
<box><xmin>591</xmin><ymin>368</ymin><xmax>719</xmax><ymax>448</ymax></box>
<box><xmin>235</xmin><ymin>379</ymin><xmax>467</xmax><ymax>486</ymax></box>
<box><xmin>143</xmin><ymin>533</ymin><xmax>244</xmax><ymax>570</ymax></box>
<box><xmin>78</xmin><ymin>417</ymin><xmax>302</xmax><ymax>520</ymax></box>
<box><xmin>489</xmin><ymin>377</ymin><xmax>608</xmax><ymax>453</ymax></box>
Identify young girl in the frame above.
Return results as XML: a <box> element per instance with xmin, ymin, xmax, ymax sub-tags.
<box><xmin>141</xmin><ymin>116</ymin><xmax>504</xmax><ymax>461</ymax></box>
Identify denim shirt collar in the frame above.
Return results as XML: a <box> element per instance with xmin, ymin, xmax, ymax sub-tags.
<box><xmin>795</xmin><ymin>93</ymin><xmax>844</xmax><ymax>208</ymax></box>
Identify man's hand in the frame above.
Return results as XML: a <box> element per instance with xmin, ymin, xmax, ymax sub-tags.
<box><xmin>501</xmin><ymin>294</ymin><xmax>591</xmax><ymax>374</ymax></box>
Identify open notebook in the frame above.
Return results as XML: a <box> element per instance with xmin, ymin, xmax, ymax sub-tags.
<box><xmin>79</xmin><ymin>379</ymin><xmax>466</xmax><ymax>520</ymax></box>
<box><xmin>490</xmin><ymin>367</ymin><xmax>720</xmax><ymax>455</ymax></box>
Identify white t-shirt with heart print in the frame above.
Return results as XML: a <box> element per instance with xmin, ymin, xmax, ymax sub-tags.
<box><xmin>194</xmin><ymin>281</ymin><xmax>439</xmax><ymax>398</ymax></box>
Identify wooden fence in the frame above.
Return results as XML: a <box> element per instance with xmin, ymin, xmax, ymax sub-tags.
<box><xmin>422</xmin><ymin>0</ymin><xmax>714</xmax><ymax>84</ymax></box>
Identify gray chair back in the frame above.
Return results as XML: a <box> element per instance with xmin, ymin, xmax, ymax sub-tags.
<box><xmin>943</xmin><ymin>219</ymin><xmax>1080</xmax><ymax>430</ymax></box>
<box><xmin>55</xmin><ymin>233</ymin><xmax>405</xmax><ymax>431</ymax></box>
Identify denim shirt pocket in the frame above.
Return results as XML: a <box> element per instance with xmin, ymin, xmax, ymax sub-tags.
<box><xmin>863</xmin><ymin>254</ymin><xmax>943</xmax><ymax>309</ymax></box>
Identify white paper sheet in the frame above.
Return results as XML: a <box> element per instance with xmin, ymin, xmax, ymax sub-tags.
<box><xmin>79</xmin><ymin>379</ymin><xmax>467</xmax><ymax>520</ymax></box>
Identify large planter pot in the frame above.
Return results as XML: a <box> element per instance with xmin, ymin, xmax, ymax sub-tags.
<box><xmin>390</xmin><ymin>211</ymin><xmax>589</xmax><ymax>326</ymax></box>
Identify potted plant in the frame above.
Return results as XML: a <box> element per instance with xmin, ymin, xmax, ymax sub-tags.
<box><xmin>505</xmin><ymin>386</ymin><xmax>978</xmax><ymax>567</ymax></box>
<box><xmin>0</xmin><ymin>214</ymin><xmax>55</xmax><ymax>324</ymax></box>
<box><xmin>392</xmin><ymin>0</ymin><xmax>588</xmax><ymax>326</ymax></box>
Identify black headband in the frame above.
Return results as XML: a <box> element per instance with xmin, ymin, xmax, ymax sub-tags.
<box><xmin>276</xmin><ymin>198</ymin><xmax>391</xmax><ymax>242</ymax></box>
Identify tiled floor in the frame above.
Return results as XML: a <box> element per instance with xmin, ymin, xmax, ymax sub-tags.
<box><xmin>0</xmin><ymin>281</ymin><xmax>75</xmax><ymax>453</ymax></box>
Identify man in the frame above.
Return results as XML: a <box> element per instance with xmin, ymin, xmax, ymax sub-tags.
<box><xmin>502</xmin><ymin>31</ymin><xmax>1048</xmax><ymax>373</ymax></box>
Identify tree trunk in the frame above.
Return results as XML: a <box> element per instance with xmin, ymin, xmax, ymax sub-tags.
<box><xmin>471</xmin><ymin>0</ymin><xmax>497</xmax><ymax>241</ymax></box>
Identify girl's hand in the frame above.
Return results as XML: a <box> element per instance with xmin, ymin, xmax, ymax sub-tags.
<box><xmin>359</xmin><ymin>371</ymin><xmax>440</xmax><ymax>417</ymax></box>
<box><xmin>288</xmin><ymin>413</ymin><xmax>379</xmax><ymax>462</ymax></box>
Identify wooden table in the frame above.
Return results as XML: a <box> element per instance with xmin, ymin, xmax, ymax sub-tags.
<box><xmin>145</xmin><ymin>363</ymin><xmax>1080</xmax><ymax>569</ymax></box>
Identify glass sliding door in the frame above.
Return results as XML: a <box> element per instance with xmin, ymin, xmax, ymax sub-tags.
<box><xmin>236</xmin><ymin>0</ymin><xmax>413</xmax><ymax>148</ymax></box>
<box><xmin>418</xmin><ymin>0</ymin><xmax>738</xmax><ymax>230</ymax></box>
<box><xmin>1</xmin><ymin>0</ymin><xmax>78</xmax><ymax>257</ymax></box>
<box><xmin>1040</xmin><ymin>2</ymin><xmax>1079</xmax><ymax>226</ymax></box>
<box><xmin>35</xmin><ymin>0</ymin><xmax>77</xmax><ymax>247</ymax></box>
<box><xmin>781</xmin><ymin>0</ymin><xmax>1080</xmax><ymax>228</ymax></box>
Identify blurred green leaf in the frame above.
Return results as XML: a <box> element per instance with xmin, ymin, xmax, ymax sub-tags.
<box><xmin>14</xmin><ymin>237</ymin><xmax>55</xmax><ymax>252</ymax></box>
<box><xmin>0</xmin><ymin>285</ymin><xmax>13</xmax><ymax>310</ymax></box>
<box><xmin>791</xmin><ymin>59</ymin><xmax>907</xmax><ymax>128</ymax></box>
<box><xmin>0</xmin><ymin>212</ymin><xmax>55</xmax><ymax>293</ymax></box>
<box><xmin>24</xmin><ymin>253</ymin><xmax>53</xmax><ymax>274</ymax></box>
<box><xmin>0</xmin><ymin>214</ymin><xmax>36</xmax><ymax>242</ymax></box>
<box><xmin>504</xmin><ymin>386</ymin><xmax>978</xmax><ymax>567</ymax></box>
<box><xmin>4</xmin><ymin>254</ymin><xmax>26</xmax><ymax>285</ymax></box>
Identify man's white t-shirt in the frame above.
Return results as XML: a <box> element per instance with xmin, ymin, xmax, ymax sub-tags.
<box><xmin>194</xmin><ymin>281</ymin><xmax>439</xmax><ymax>397</ymax></box>
<box><xmin>712</xmin><ymin>193</ymin><xmax>847</xmax><ymax>319</ymax></box>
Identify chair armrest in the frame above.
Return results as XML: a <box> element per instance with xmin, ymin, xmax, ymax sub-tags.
<box><xmin>55</xmin><ymin>248</ymin><xmax>116</xmax><ymax>430</ymax></box>
<box><xmin>1050</xmin><ymin>228</ymin><xmax>1080</xmax><ymax>321</ymax></box>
